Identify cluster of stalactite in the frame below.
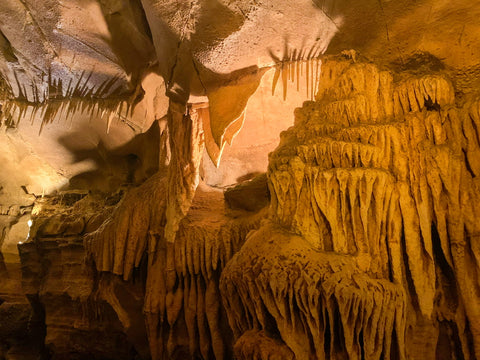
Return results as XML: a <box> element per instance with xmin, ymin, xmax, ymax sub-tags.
<box><xmin>0</xmin><ymin>96</ymin><xmax>140</xmax><ymax>133</ymax></box>
<box><xmin>222</xmin><ymin>224</ymin><xmax>406</xmax><ymax>360</ymax></box>
<box><xmin>0</xmin><ymin>70</ymin><xmax>146</xmax><ymax>132</ymax></box>
<box><xmin>145</xmin><ymin>185</ymin><xmax>265</xmax><ymax>360</ymax></box>
<box><xmin>85</xmin><ymin>103</ymin><xmax>266</xmax><ymax>359</ymax></box>
<box><xmin>86</xmin><ymin>177</ymin><xmax>265</xmax><ymax>359</ymax></box>
<box><xmin>13</xmin><ymin>53</ymin><xmax>480</xmax><ymax>360</ymax></box>
<box><xmin>221</xmin><ymin>55</ymin><xmax>480</xmax><ymax>359</ymax></box>
<box><xmin>85</xmin><ymin>173</ymin><xmax>167</xmax><ymax>280</ymax></box>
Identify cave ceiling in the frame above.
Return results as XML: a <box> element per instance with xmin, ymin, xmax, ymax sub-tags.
<box><xmin>1</xmin><ymin>1</ymin><xmax>480</xmax><ymax>360</ymax></box>
<box><xmin>0</xmin><ymin>0</ymin><xmax>479</xmax><ymax>194</ymax></box>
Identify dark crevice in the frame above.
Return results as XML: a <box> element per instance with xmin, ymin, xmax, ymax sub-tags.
<box><xmin>431</xmin><ymin>223</ymin><xmax>458</xmax><ymax>308</ymax></box>
<box><xmin>400</xmin><ymin>226</ymin><xmax>420</xmax><ymax>312</ymax></box>
<box><xmin>424</xmin><ymin>96</ymin><xmax>441</xmax><ymax>111</ymax></box>
<box><xmin>133</xmin><ymin>0</ymin><xmax>154</xmax><ymax>44</ymax></box>
<box><xmin>324</xmin><ymin>310</ymin><xmax>332</xmax><ymax>359</ymax></box>
<box><xmin>0</xmin><ymin>30</ymin><xmax>18</xmax><ymax>63</ymax></box>
<box><xmin>332</xmin><ymin>302</ymin><xmax>346</xmax><ymax>357</ymax></box>
<box><xmin>359</xmin><ymin>330</ymin><xmax>365</xmax><ymax>360</ymax></box>
<box><xmin>386</xmin><ymin>219</ymin><xmax>395</xmax><ymax>283</ymax></box>
<box><xmin>436</xmin><ymin>321</ymin><xmax>465</xmax><ymax>360</ymax></box>
<box><xmin>468</xmin><ymin>113</ymin><xmax>480</xmax><ymax>145</ymax></box>
<box><xmin>131</xmin><ymin>249</ymin><xmax>148</xmax><ymax>287</ymax></box>
<box><xmin>463</xmin><ymin>149</ymin><xmax>476</xmax><ymax>178</ymax></box>
<box><xmin>25</xmin><ymin>294</ymin><xmax>49</xmax><ymax>360</ymax></box>
<box><xmin>262</xmin><ymin>304</ymin><xmax>281</xmax><ymax>339</ymax></box>
<box><xmin>464</xmin><ymin>319</ymin><xmax>477</xmax><ymax>359</ymax></box>
<box><xmin>390</xmin><ymin>328</ymin><xmax>400</xmax><ymax>360</ymax></box>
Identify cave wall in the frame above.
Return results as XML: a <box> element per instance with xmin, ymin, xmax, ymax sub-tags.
<box><xmin>1</xmin><ymin>1</ymin><xmax>480</xmax><ymax>360</ymax></box>
<box><xmin>4</xmin><ymin>54</ymin><xmax>479</xmax><ymax>360</ymax></box>
<box><xmin>222</xmin><ymin>54</ymin><xmax>480</xmax><ymax>360</ymax></box>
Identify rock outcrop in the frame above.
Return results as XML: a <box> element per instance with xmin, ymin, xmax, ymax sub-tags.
<box><xmin>19</xmin><ymin>190</ymin><xmax>149</xmax><ymax>360</ymax></box>
<box><xmin>1</xmin><ymin>2</ymin><xmax>480</xmax><ymax>359</ymax></box>
<box><xmin>2</xmin><ymin>52</ymin><xmax>479</xmax><ymax>360</ymax></box>
<box><xmin>83</xmin><ymin>158</ymin><xmax>266</xmax><ymax>359</ymax></box>
<box><xmin>221</xmin><ymin>54</ymin><xmax>480</xmax><ymax>360</ymax></box>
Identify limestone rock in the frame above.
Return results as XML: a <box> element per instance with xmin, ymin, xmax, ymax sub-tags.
<box><xmin>224</xmin><ymin>173</ymin><xmax>269</xmax><ymax>212</ymax></box>
<box><xmin>221</xmin><ymin>223</ymin><xmax>406</xmax><ymax>360</ymax></box>
<box><xmin>1</xmin><ymin>0</ymin><xmax>480</xmax><ymax>358</ymax></box>
<box><xmin>234</xmin><ymin>330</ymin><xmax>295</xmax><ymax>360</ymax></box>
<box><xmin>19</xmin><ymin>191</ymin><xmax>148</xmax><ymax>359</ymax></box>
<box><xmin>222</xmin><ymin>55</ymin><xmax>479</xmax><ymax>359</ymax></box>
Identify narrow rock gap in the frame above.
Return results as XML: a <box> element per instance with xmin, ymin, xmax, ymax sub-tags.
<box><xmin>424</xmin><ymin>96</ymin><xmax>441</xmax><ymax>112</ymax></box>
<box><xmin>324</xmin><ymin>309</ymin><xmax>332</xmax><ymax>358</ymax></box>
<box><xmin>399</xmin><ymin>226</ymin><xmax>420</xmax><ymax>312</ymax></box>
<box><xmin>462</xmin><ymin>149</ymin><xmax>476</xmax><ymax>178</ymax></box>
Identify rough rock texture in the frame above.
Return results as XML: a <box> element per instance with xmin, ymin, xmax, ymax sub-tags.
<box><xmin>234</xmin><ymin>330</ymin><xmax>295</xmax><ymax>360</ymax></box>
<box><xmin>0</xmin><ymin>0</ymin><xmax>154</xmax><ymax>102</ymax></box>
<box><xmin>222</xmin><ymin>223</ymin><xmax>406</xmax><ymax>360</ymax></box>
<box><xmin>1</xmin><ymin>1</ymin><xmax>480</xmax><ymax>359</ymax></box>
<box><xmin>0</xmin><ymin>0</ymin><xmax>336</xmax><ymax>174</ymax></box>
<box><xmin>144</xmin><ymin>183</ymin><xmax>265</xmax><ymax>360</ymax></box>
<box><xmin>164</xmin><ymin>102</ymin><xmax>205</xmax><ymax>244</ymax></box>
<box><xmin>224</xmin><ymin>173</ymin><xmax>270</xmax><ymax>212</ymax></box>
<box><xmin>19</xmin><ymin>190</ymin><xmax>149</xmax><ymax>360</ymax></box>
<box><xmin>4</xmin><ymin>52</ymin><xmax>480</xmax><ymax>359</ymax></box>
<box><xmin>85</xmin><ymin>159</ymin><xmax>266</xmax><ymax>359</ymax></box>
<box><xmin>221</xmin><ymin>55</ymin><xmax>480</xmax><ymax>359</ymax></box>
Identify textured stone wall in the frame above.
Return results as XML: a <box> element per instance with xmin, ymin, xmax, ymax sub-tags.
<box><xmin>221</xmin><ymin>54</ymin><xmax>480</xmax><ymax>360</ymax></box>
<box><xmin>2</xmin><ymin>52</ymin><xmax>480</xmax><ymax>360</ymax></box>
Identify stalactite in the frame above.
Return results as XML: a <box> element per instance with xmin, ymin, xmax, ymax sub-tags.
<box><xmin>205</xmin><ymin>69</ymin><xmax>262</xmax><ymax>166</ymax></box>
<box><xmin>85</xmin><ymin>173</ymin><xmax>167</xmax><ymax>280</ymax></box>
<box><xmin>0</xmin><ymin>70</ymin><xmax>140</xmax><ymax>132</ymax></box>
<box><xmin>222</xmin><ymin>55</ymin><xmax>480</xmax><ymax>359</ymax></box>
<box><xmin>16</xmin><ymin>51</ymin><xmax>480</xmax><ymax>360</ymax></box>
<box><xmin>221</xmin><ymin>224</ymin><xmax>406</xmax><ymax>360</ymax></box>
<box><xmin>272</xmin><ymin>58</ymin><xmax>324</xmax><ymax>102</ymax></box>
<box><xmin>144</xmin><ymin>184</ymin><xmax>266</xmax><ymax>360</ymax></box>
<box><xmin>84</xmin><ymin>105</ymin><xmax>264</xmax><ymax>360</ymax></box>
<box><xmin>164</xmin><ymin>101</ymin><xmax>205</xmax><ymax>244</ymax></box>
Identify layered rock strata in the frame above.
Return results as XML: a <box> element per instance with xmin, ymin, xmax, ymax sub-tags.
<box><xmin>19</xmin><ymin>190</ymin><xmax>148</xmax><ymax>360</ymax></box>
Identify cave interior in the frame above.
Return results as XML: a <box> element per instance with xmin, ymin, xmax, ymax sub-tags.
<box><xmin>0</xmin><ymin>1</ymin><xmax>480</xmax><ymax>359</ymax></box>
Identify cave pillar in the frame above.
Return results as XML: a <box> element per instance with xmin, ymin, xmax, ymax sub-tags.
<box><xmin>164</xmin><ymin>100</ymin><xmax>205</xmax><ymax>244</ymax></box>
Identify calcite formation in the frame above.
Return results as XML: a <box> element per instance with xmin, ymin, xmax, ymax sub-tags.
<box><xmin>222</xmin><ymin>223</ymin><xmax>406</xmax><ymax>360</ymax></box>
<box><xmin>4</xmin><ymin>53</ymin><xmax>477</xmax><ymax>360</ymax></box>
<box><xmin>222</xmin><ymin>55</ymin><xmax>480</xmax><ymax>359</ymax></box>
<box><xmin>1</xmin><ymin>1</ymin><xmax>480</xmax><ymax>360</ymax></box>
<box><xmin>85</xmin><ymin>169</ymin><xmax>265</xmax><ymax>359</ymax></box>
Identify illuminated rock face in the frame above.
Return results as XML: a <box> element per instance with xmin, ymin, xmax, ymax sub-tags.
<box><xmin>222</xmin><ymin>56</ymin><xmax>480</xmax><ymax>360</ymax></box>
<box><xmin>1</xmin><ymin>1</ymin><xmax>480</xmax><ymax>359</ymax></box>
<box><xmin>3</xmin><ymin>54</ymin><xmax>478</xmax><ymax>360</ymax></box>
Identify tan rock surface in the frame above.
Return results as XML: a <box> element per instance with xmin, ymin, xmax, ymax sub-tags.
<box><xmin>221</xmin><ymin>55</ymin><xmax>480</xmax><ymax>359</ymax></box>
<box><xmin>1</xmin><ymin>1</ymin><xmax>480</xmax><ymax>359</ymax></box>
